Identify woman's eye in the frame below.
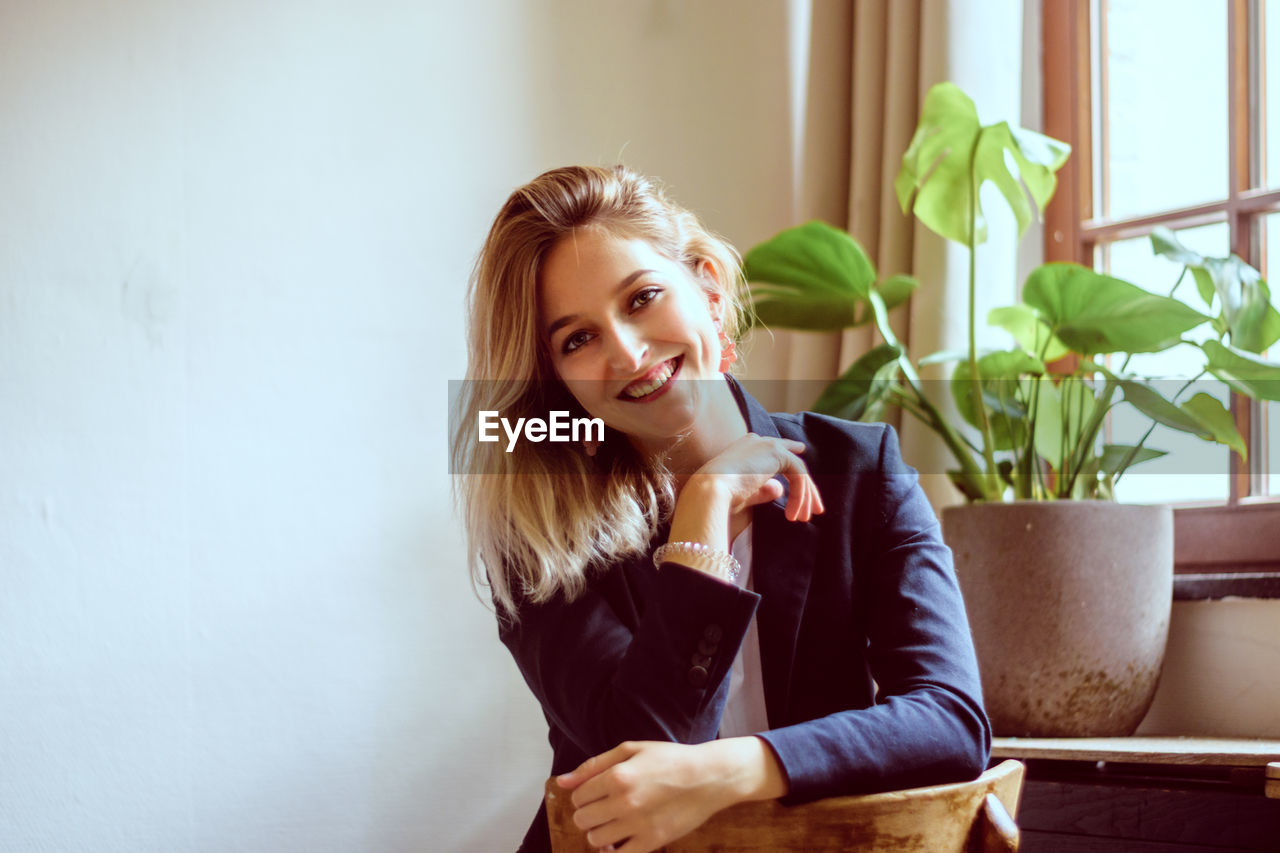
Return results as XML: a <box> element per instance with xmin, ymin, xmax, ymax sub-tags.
<box><xmin>630</xmin><ymin>287</ymin><xmax>660</xmax><ymax>310</ymax></box>
<box><xmin>562</xmin><ymin>330</ymin><xmax>592</xmax><ymax>354</ymax></box>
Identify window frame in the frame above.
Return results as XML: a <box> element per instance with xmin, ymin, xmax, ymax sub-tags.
<box><xmin>1041</xmin><ymin>0</ymin><xmax>1280</xmax><ymax>590</ymax></box>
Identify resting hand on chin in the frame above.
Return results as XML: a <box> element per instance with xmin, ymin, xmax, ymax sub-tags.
<box><xmin>688</xmin><ymin>434</ymin><xmax>824</xmax><ymax>523</ymax></box>
<box><xmin>555</xmin><ymin>738</ymin><xmax>787</xmax><ymax>853</ymax></box>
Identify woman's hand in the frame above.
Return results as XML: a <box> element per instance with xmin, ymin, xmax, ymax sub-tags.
<box><xmin>665</xmin><ymin>434</ymin><xmax>823</xmax><ymax>559</ymax></box>
<box><xmin>688</xmin><ymin>434</ymin><xmax>824</xmax><ymax>523</ymax></box>
<box><xmin>555</xmin><ymin>738</ymin><xmax>787</xmax><ymax>853</ymax></box>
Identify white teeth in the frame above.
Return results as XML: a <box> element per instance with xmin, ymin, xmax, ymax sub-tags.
<box><xmin>623</xmin><ymin>360</ymin><xmax>675</xmax><ymax>398</ymax></box>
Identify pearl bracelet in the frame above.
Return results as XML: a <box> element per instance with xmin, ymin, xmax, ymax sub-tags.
<box><xmin>652</xmin><ymin>541</ymin><xmax>742</xmax><ymax>583</ymax></box>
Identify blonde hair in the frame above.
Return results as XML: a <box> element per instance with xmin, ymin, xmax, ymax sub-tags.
<box><xmin>453</xmin><ymin>165</ymin><xmax>748</xmax><ymax>618</ymax></box>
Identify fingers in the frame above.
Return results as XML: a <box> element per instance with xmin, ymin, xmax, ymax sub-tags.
<box><xmin>578</xmin><ymin>809</ymin><xmax>642</xmax><ymax>851</ymax></box>
<box><xmin>775</xmin><ymin>441</ymin><xmax>823</xmax><ymax>523</ymax></box>
<box><xmin>742</xmin><ymin>438</ymin><xmax>823</xmax><ymax>522</ymax></box>
<box><xmin>572</xmin><ymin>797</ymin><xmax>629</xmax><ymax>840</ymax></box>
<box><xmin>695</xmin><ymin>434</ymin><xmax>824</xmax><ymax>523</ymax></box>
<box><xmin>559</xmin><ymin>742</ymin><xmax>637</xmax><ymax>793</ymax></box>
<box><xmin>789</xmin><ymin>467</ymin><xmax>824</xmax><ymax>522</ymax></box>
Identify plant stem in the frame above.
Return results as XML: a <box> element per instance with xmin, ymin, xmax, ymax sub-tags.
<box><xmin>1111</xmin><ymin>422</ymin><xmax>1157</xmax><ymax>490</ymax></box>
<box><xmin>866</xmin><ymin>288</ymin><xmax>989</xmax><ymax>495</ymax></box>
<box><xmin>996</xmin><ymin>384</ymin><xmax>1022</xmax><ymax>496</ymax></box>
<box><xmin>1064</xmin><ymin>374</ymin><xmax>1118</xmax><ymax>497</ymax></box>
<box><xmin>887</xmin><ymin>385</ymin><xmax>932</xmax><ymax>424</ymax></box>
<box><xmin>1027</xmin><ymin>334</ymin><xmax>1058</xmax><ymax>499</ymax></box>
<box><xmin>966</xmin><ymin>133</ymin><xmax>1000</xmax><ymax>499</ymax></box>
<box><xmin>891</xmin><ymin>380</ymin><xmax>986</xmax><ymax>486</ymax></box>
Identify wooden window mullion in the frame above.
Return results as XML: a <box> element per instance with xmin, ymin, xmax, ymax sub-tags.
<box><xmin>1043</xmin><ymin>0</ymin><xmax>1094</xmax><ymax>267</ymax></box>
<box><xmin>1230</xmin><ymin>0</ymin><xmax>1255</xmax><ymax>501</ymax></box>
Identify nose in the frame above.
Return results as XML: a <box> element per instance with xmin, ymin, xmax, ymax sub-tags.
<box><xmin>602</xmin><ymin>322</ymin><xmax>647</xmax><ymax>374</ymax></box>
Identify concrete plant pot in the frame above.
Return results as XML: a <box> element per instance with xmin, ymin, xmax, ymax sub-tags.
<box><xmin>942</xmin><ymin>501</ymin><xmax>1173</xmax><ymax>737</ymax></box>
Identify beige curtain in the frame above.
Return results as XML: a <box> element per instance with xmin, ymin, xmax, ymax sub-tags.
<box><xmin>742</xmin><ymin>0</ymin><xmax>1027</xmax><ymax>510</ymax></box>
<box><xmin>740</xmin><ymin>1</ymin><xmax>922</xmax><ymax>426</ymax></box>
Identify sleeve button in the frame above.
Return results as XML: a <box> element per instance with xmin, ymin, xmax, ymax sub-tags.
<box><xmin>691</xmin><ymin>653</ymin><xmax>712</xmax><ymax>668</ymax></box>
<box><xmin>697</xmin><ymin>638</ymin><xmax>718</xmax><ymax>656</ymax></box>
<box><xmin>687</xmin><ymin>666</ymin><xmax>709</xmax><ymax>687</ymax></box>
<box><xmin>702</xmin><ymin>624</ymin><xmax>723</xmax><ymax>643</ymax></box>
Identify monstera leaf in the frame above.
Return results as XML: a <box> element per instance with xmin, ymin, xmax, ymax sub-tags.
<box><xmin>744</xmin><ymin>221</ymin><xmax>915</xmax><ymax>330</ymax></box>
<box><xmin>1202</xmin><ymin>340</ymin><xmax>1280</xmax><ymax>401</ymax></box>
<box><xmin>812</xmin><ymin>343</ymin><xmax>903</xmax><ymax>422</ymax></box>
<box><xmin>895</xmin><ymin>82</ymin><xmax>1070</xmax><ymax>246</ymax></box>
<box><xmin>1022</xmin><ymin>263</ymin><xmax>1209</xmax><ymax>355</ymax></box>
<box><xmin>1150</xmin><ymin>227</ymin><xmax>1280</xmax><ymax>354</ymax></box>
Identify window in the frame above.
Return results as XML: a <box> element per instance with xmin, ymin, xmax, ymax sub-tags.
<box><xmin>1042</xmin><ymin>0</ymin><xmax>1280</xmax><ymax>585</ymax></box>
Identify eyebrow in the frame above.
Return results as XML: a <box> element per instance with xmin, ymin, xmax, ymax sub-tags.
<box><xmin>544</xmin><ymin>269</ymin><xmax>655</xmax><ymax>340</ymax></box>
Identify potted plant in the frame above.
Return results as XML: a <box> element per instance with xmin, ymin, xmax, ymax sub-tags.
<box><xmin>743</xmin><ymin>82</ymin><xmax>1280</xmax><ymax>736</ymax></box>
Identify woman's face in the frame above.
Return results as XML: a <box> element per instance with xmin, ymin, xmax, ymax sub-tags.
<box><xmin>539</xmin><ymin>228</ymin><xmax>725</xmax><ymax>456</ymax></box>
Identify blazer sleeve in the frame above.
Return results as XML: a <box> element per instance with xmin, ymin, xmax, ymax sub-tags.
<box><xmin>499</xmin><ymin>561</ymin><xmax>760</xmax><ymax>758</ymax></box>
<box><xmin>757</xmin><ymin>425</ymin><xmax>991</xmax><ymax>803</ymax></box>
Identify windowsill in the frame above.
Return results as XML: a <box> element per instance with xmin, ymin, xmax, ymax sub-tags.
<box><xmin>992</xmin><ymin>735</ymin><xmax>1280</xmax><ymax>766</ymax></box>
<box><xmin>1174</xmin><ymin>573</ymin><xmax>1280</xmax><ymax>600</ymax></box>
<box><xmin>1173</xmin><ymin>502</ymin><xmax>1280</xmax><ymax>600</ymax></box>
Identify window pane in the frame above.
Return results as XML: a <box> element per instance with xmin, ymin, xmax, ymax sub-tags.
<box><xmin>1261</xmin><ymin>212</ymin><xmax>1280</xmax><ymax>493</ymax></box>
<box><xmin>1266</xmin><ymin>0</ymin><xmax>1280</xmax><ymax>190</ymax></box>
<box><xmin>1100</xmin><ymin>0</ymin><xmax>1228</xmax><ymax>220</ymax></box>
<box><xmin>1104</xmin><ymin>224</ymin><xmax>1231</xmax><ymax>504</ymax></box>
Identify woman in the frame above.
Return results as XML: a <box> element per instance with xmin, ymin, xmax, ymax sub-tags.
<box><xmin>454</xmin><ymin>165</ymin><xmax>990</xmax><ymax>853</ymax></box>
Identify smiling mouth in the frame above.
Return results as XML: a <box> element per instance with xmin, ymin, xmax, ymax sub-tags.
<box><xmin>619</xmin><ymin>356</ymin><xmax>682</xmax><ymax>401</ymax></box>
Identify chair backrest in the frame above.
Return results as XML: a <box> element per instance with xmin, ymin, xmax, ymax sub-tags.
<box><xmin>545</xmin><ymin>758</ymin><xmax>1025</xmax><ymax>853</ymax></box>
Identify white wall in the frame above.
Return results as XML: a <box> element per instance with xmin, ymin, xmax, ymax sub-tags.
<box><xmin>0</xmin><ymin>2</ymin><xmax>804</xmax><ymax>851</ymax></box>
<box><xmin>1138</xmin><ymin>599</ymin><xmax>1280</xmax><ymax>738</ymax></box>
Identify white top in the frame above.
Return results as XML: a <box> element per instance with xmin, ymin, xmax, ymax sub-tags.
<box><xmin>718</xmin><ymin>523</ymin><xmax>769</xmax><ymax>739</ymax></box>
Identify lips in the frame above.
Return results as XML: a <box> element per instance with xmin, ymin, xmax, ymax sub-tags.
<box><xmin>619</xmin><ymin>356</ymin><xmax>681</xmax><ymax>400</ymax></box>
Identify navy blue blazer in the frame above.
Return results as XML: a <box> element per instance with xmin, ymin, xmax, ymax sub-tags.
<box><xmin>500</xmin><ymin>379</ymin><xmax>991</xmax><ymax>852</ymax></box>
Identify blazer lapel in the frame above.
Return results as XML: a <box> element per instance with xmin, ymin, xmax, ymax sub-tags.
<box><xmin>729</xmin><ymin>378</ymin><xmax>819</xmax><ymax>728</ymax></box>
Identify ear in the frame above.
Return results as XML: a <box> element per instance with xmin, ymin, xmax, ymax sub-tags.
<box><xmin>695</xmin><ymin>259</ymin><xmax>725</xmax><ymax>324</ymax></box>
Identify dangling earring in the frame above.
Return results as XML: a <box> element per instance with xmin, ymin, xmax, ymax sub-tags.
<box><xmin>582</xmin><ymin>437</ymin><xmax>601</xmax><ymax>457</ymax></box>
<box><xmin>718</xmin><ymin>333</ymin><xmax>738</xmax><ymax>373</ymax></box>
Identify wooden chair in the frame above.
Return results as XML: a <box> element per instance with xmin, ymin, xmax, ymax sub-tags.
<box><xmin>545</xmin><ymin>759</ymin><xmax>1025</xmax><ymax>852</ymax></box>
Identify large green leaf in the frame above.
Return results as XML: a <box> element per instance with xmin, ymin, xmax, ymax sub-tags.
<box><xmin>812</xmin><ymin>343</ymin><xmax>903</xmax><ymax>421</ymax></box>
<box><xmin>745</xmin><ymin>222</ymin><xmax>916</xmax><ymax>331</ymax></box>
<box><xmin>1023</xmin><ymin>262</ymin><xmax>1210</xmax><ymax>355</ymax></box>
<box><xmin>988</xmin><ymin>304</ymin><xmax>1069</xmax><ymax>361</ymax></box>
<box><xmin>1181</xmin><ymin>393</ymin><xmax>1246</xmax><ymax>458</ymax></box>
<box><xmin>1115</xmin><ymin>379</ymin><xmax>1241</xmax><ymax>453</ymax></box>
<box><xmin>1194</xmin><ymin>257</ymin><xmax>1280</xmax><ymax>354</ymax></box>
<box><xmin>1099</xmin><ymin>444</ymin><xmax>1167</xmax><ymax>476</ymax></box>
<box><xmin>1202</xmin><ymin>340</ymin><xmax>1280</xmax><ymax>401</ymax></box>
<box><xmin>895</xmin><ymin>82</ymin><xmax>1069</xmax><ymax>246</ymax></box>
<box><xmin>1149</xmin><ymin>228</ymin><xmax>1280</xmax><ymax>353</ymax></box>
<box><xmin>745</xmin><ymin>221</ymin><xmax>875</xmax><ymax>329</ymax></box>
<box><xmin>1115</xmin><ymin>379</ymin><xmax>1207</xmax><ymax>435</ymax></box>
